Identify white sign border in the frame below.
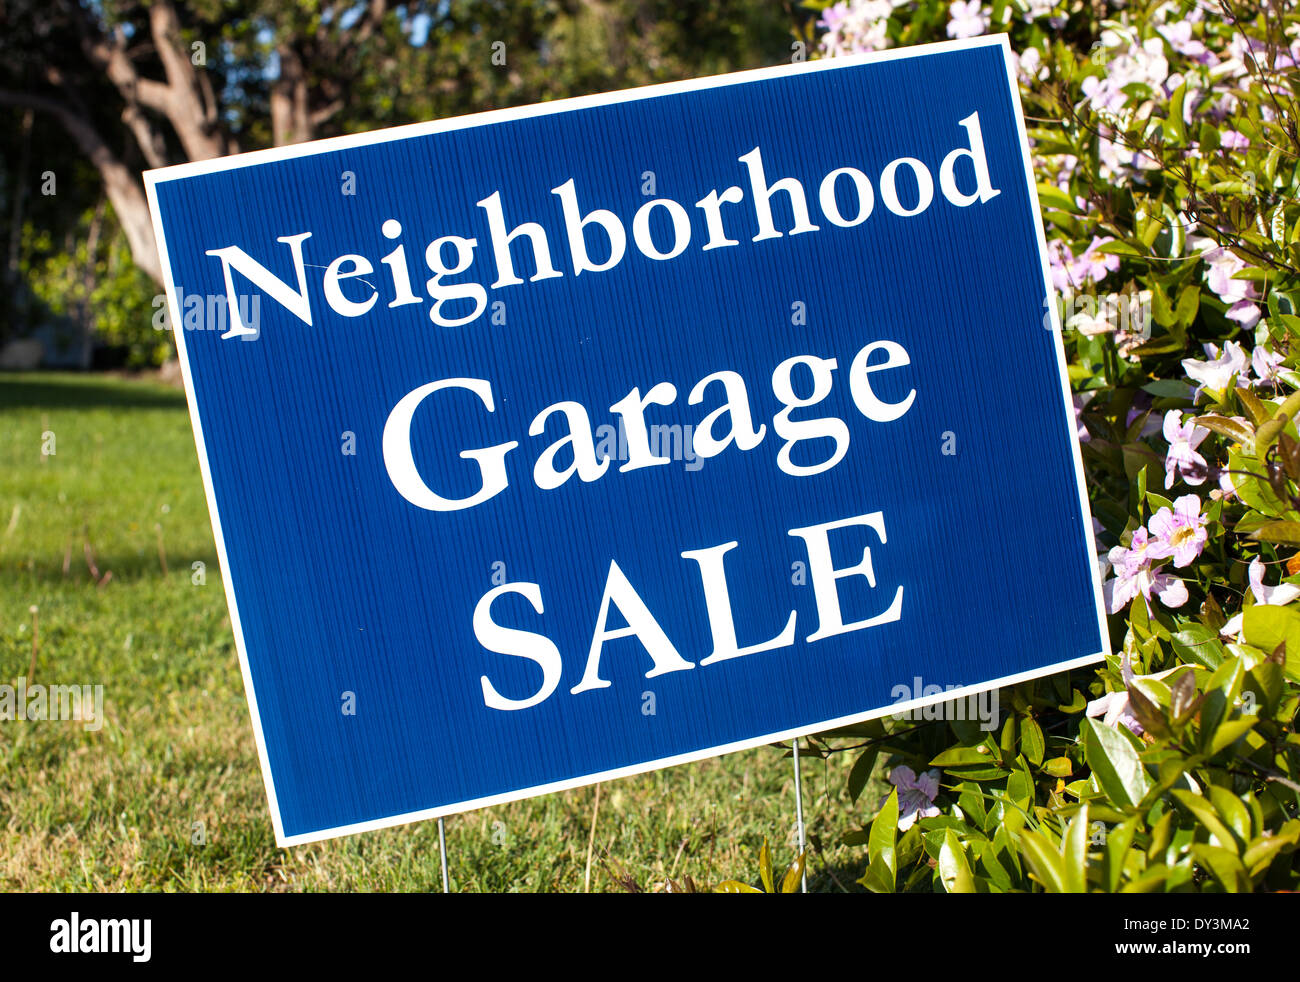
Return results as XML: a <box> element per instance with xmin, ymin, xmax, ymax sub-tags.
<box><xmin>145</xmin><ymin>33</ymin><xmax>1112</xmax><ymax>848</ymax></box>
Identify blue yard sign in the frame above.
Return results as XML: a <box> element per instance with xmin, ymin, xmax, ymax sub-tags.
<box><xmin>146</xmin><ymin>35</ymin><xmax>1108</xmax><ymax>846</ymax></box>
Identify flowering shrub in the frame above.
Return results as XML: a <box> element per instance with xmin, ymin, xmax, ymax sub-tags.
<box><xmin>731</xmin><ymin>0</ymin><xmax>1300</xmax><ymax>892</ymax></box>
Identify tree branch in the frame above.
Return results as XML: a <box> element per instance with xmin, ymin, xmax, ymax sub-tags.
<box><xmin>0</xmin><ymin>88</ymin><xmax>162</xmax><ymax>284</ymax></box>
<box><xmin>147</xmin><ymin>0</ymin><xmax>224</xmax><ymax>161</ymax></box>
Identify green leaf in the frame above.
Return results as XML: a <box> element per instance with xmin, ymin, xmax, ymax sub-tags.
<box><xmin>1104</xmin><ymin>817</ymin><xmax>1140</xmax><ymax>892</ymax></box>
<box><xmin>715</xmin><ymin>880</ymin><xmax>764</xmax><ymax>893</ymax></box>
<box><xmin>1036</xmin><ymin>183</ymin><xmax>1077</xmax><ymax>213</ymax></box>
<box><xmin>1125</xmin><ymin>683</ymin><xmax>1171</xmax><ymax>739</ymax></box>
<box><xmin>930</xmin><ymin>741</ymin><xmax>1005</xmax><ymax>780</ymax></box>
<box><xmin>1145</xmin><ymin>490</ymin><xmax>1175</xmax><ymax>514</ymax></box>
<box><xmin>1043</xmin><ymin>756</ymin><xmax>1074</xmax><ymax>777</ymax></box>
<box><xmin>1243</xmin><ymin>821</ymin><xmax>1300</xmax><ymax>872</ymax></box>
<box><xmin>1172</xmin><ymin>789</ymin><xmax>1240</xmax><ymax>852</ymax></box>
<box><xmin>1080</xmin><ymin>718</ymin><xmax>1152</xmax><ymax>809</ymax></box>
<box><xmin>868</xmin><ymin>788</ymin><xmax>899</xmax><ymax>880</ymax></box>
<box><xmin>1207</xmin><ymin>786</ymin><xmax>1253</xmax><ymax>843</ymax></box>
<box><xmin>896</xmin><ymin>823</ymin><xmax>923</xmax><ymax>870</ymax></box>
<box><xmin>1120</xmin><ymin>865</ymin><xmax>1175</xmax><ymax>893</ymax></box>
<box><xmin>1165</xmin><ymin>80</ymin><xmax>1188</xmax><ymax>142</ymax></box>
<box><xmin>780</xmin><ymin>853</ymin><xmax>805</xmax><ymax>894</ymax></box>
<box><xmin>759</xmin><ymin>838</ymin><xmax>774</xmax><ymax>894</ymax></box>
<box><xmin>1095</xmin><ymin>239</ymin><xmax>1144</xmax><ymax>257</ymax></box>
<box><xmin>1199</xmin><ymin>657</ymin><xmax>1246</xmax><ymax>746</ymax></box>
<box><xmin>1174</xmin><ymin>286</ymin><xmax>1200</xmax><ymax>329</ymax></box>
<box><xmin>859</xmin><ymin>852</ymin><xmax>895</xmax><ymax>894</ymax></box>
<box><xmin>938</xmin><ymin>830</ymin><xmax>978</xmax><ymax>893</ymax></box>
<box><xmin>999</xmin><ymin>715</ymin><xmax>1019</xmax><ymax>763</ymax></box>
<box><xmin>1006</xmin><ymin>756</ymin><xmax>1035</xmax><ymax>804</ymax></box>
<box><xmin>1059</xmin><ymin>689</ymin><xmax>1087</xmax><ymax>713</ymax></box>
<box><xmin>1062</xmin><ymin>804</ymin><xmax>1090</xmax><ymax>894</ymax></box>
<box><xmin>848</xmin><ymin>748</ymin><xmax>878</xmax><ymax>804</ymax></box>
<box><xmin>1199</xmin><ymin>120</ymin><xmax>1221</xmax><ymax>153</ymax></box>
<box><xmin>930</xmin><ymin>744</ymin><xmax>997</xmax><ymax>767</ymax></box>
<box><xmin>956</xmin><ymin>782</ymin><xmax>987</xmax><ymax>826</ymax></box>
<box><xmin>1245</xmin><ymin>658</ymin><xmax>1283</xmax><ymax>717</ymax></box>
<box><xmin>1021</xmin><ymin>717</ymin><xmax>1045</xmax><ymax>766</ymax></box>
<box><xmin>1190</xmin><ymin>844</ymin><xmax>1248</xmax><ymax>892</ymax></box>
<box><xmin>976</xmin><ymin>838</ymin><xmax>1013</xmax><ymax>891</ymax></box>
<box><xmin>1255</xmin><ymin>389</ymin><xmax>1300</xmax><ymax>453</ymax></box>
<box><xmin>1170</xmin><ymin>622</ymin><xmax>1226</xmax><ymax>670</ymax></box>
<box><xmin>1250</xmin><ymin>521</ymin><xmax>1300</xmax><ymax>546</ymax></box>
<box><xmin>1194</xmin><ymin>414</ymin><xmax>1254</xmax><ymax>445</ymax></box>
<box><xmin>1019</xmin><ymin>828</ymin><xmax>1067</xmax><ymax>893</ymax></box>
<box><xmin>1236</xmin><ymin>386</ymin><xmax>1270</xmax><ymax>427</ymax></box>
<box><xmin>1208</xmin><ymin>716</ymin><xmax>1258</xmax><ymax>755</ymax></box>
<box><xmin>1143</xmin><ymin>379</ymin><xmax>1195</xmax><ymax>399</ymax></box>
<box><xmin>1242</xmin><ymin>606</ymin><xmax>1300</xmax><ymax>682</ymax></box>
<box><xmin>1127</xmin><ymin>330</ymin><xmax>1188</xmax><ymax>358</ymax></box>
<box><xmin>993</xmin><ymin>823</ymin><xmax>1022</xmax><ymax>881</ymax></box>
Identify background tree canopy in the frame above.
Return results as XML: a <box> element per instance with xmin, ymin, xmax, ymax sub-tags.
<box><xmin>0</xmin><ymin>0</ymin><xmax>806</xmax><ymax>366</ymax></box>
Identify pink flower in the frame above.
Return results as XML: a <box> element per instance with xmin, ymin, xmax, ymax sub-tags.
<box><xmin>1086</xmin><ymin>656</ymin><xmax>1149</xmax><ymax>736</ymax></box>
<box><xmin>1194</xmin><ymin>238</ymin><xmax>1261</xmax><ymax>329</ymax></box>
<box><xmin>818</xmin><ymin>0</ymin><xmax>894</xmax><ymax>56</ymax></box>
<box><xmin>1047</xmin><ymin>236</ymin><xmax>1121</xmax><ymax>293</ymax></box>
<box><xmin>1127</xmin><ymin>394</ymin><xmax>1168</xmax><ymax>439</ymax></box>
<box><xmin>1162</xmin><ymin>410</ymin><xmax>1209</xmax><ymax>488</ymax></box>
<box><xmin>1074</xmin><ymin>392</ymin><xmax>1092</xmax><ymax>443</ymax></box>
<box><xmin>1147</xmin><ymin>495</ymin><xmax>1208</xmax><ymax>568</ymax></box>
<box><xmin>1221</xmin><ymin>558</ymin><xmax>1300</xmax><ymax>637</ymax></box>
<box><xmin>1156</xmin><ymin>22</ymin><xmax>1211</xmax><ymax>63</ymax></box>
<box><xmin>1226</xmin><ymin>300</ymin><xmax>1262</xmax><ymax>328</ymax></box>
<box><xmin>1047</xmin><ymin>240</ymin><xmax>1079</xmax><ymax>293</ymax></box>
<box><xmin>1076</xmin><ymin>235</ymin><xmax>1122</xmax><ymax>283</ymax></box>
<box><xmin>1251</xmin><ymin>345</ymin><xmax>1285</xmax><ymax>387</ymax></box>
<box><xmin>1087</xmin><ymin>689</ymin><xmax>1144</xmax><ymax>735</ymax></box>
<box><xmin>1104</xmin><ymin>525</ymin><xmax>1189</xmax><ymax>613</ymax></box>
<box><xmin>890</xmin><ymin>765</ymin><xmax>941</xmax><ymax>830</ymax></box>
<box><xmin>1018</xmin><ymin>47</ymin><xmax>1049</xmax><ymax>83</ymax></box>
<box><xmin>1211</xmin><ymin>469</ymin><xmax>1238</xmax><ymax>502</ymax></box>
<box><xmin>1182</xmin><ymin>340</ymin><xmax>1248</xmax><ymax>395</ymax></box>
<box><xmin>1108</xmin><ymin>527</ymin><xmax>1156</xmax><ymax>574</ymax></box>
<box><xmin>1104</xmin><ymin>562</ymin><xmax>1189</xmax><ymax>614</ymax></box>
<box><xmin>946</xmin><ymin>0</ymin><xmax>988</xmax><ymax>39</ymax></box>
<box><xmin>1247</xmin><ymin>557</ymin><xmax>1300</xmax><ymax>606</ymax></box>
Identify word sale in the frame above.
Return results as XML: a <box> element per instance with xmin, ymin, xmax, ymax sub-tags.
<box><xmin>473</xmin><ymin>509</ymin><xmax>904</xmax><ymax>711</ymax></box>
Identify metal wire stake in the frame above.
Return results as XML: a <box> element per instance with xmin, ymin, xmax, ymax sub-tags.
<box><xmin>792</xmin><ymin>737</ymin><xmax>808</xmax><ymax>894</ymax></box>
<box><xmin>438</xmin><ymin>817</ymin><xmax>450</xmax><ymax>893</ymax></box>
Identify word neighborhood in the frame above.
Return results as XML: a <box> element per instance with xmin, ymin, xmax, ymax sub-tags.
<box><xmin>202</xmin><ymin>112</ymin><xmax>1000</xmax><ymax>335</ymax></box>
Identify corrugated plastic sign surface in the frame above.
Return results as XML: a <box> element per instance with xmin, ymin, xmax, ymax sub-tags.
<box><xmin>146</xmin><ymin>35</ymin><xmax>1108</xmax><ymax>845</ymax></box>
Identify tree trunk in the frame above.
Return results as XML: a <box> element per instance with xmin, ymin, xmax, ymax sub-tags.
<box><xmin>271</xmin><ymin>44</ymin><xmax>315</xmax><ymax>146</ymax></box>
<box><xmin>0</xmin><ymin>91</ymin><xmax>163</xmax><ymax>285</ymax></box>
<box><xmin>7</xmin><ymin>109</ymin><xmax>34</xmax><ymax>281</ymax></box>
<box><xmin>145</xmin><ymin>1</ymin><xmax>226</xmax><ymax>161</ymax></box>
<box><xmin>79</xmin><ymin>198</ymin><xmax>106</xmax><ymax>369</ymax></box>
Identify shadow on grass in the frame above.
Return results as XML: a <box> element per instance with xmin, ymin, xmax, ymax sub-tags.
<box><xmin>812</xmin><ymin>862</ymin><xmax>871</xmax><ymax>894</ymax></box>
<box><xmin>3</xmin><ymin>550</ymin><xmax>221</xmax><ymax>586</ymax></box>
<box><xmin>0</xmin><ymin>373</ymin><xmax>186</xmax><ymax>412</ymax></box>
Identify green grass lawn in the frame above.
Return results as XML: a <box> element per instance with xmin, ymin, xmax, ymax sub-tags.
<box><xmin>0</xmin><ymin>372</ymin><xmax>875</xmax><ymax>891</ymax></box>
